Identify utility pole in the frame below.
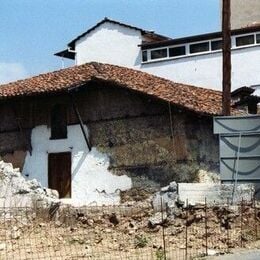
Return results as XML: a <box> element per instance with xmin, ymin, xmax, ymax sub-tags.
<box><xmin>222</xmin><ymin>0</ymin><xmax>231</xmax><ymax>115</ymax></box>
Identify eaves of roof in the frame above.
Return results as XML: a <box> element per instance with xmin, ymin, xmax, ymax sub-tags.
<box><xmin>141</xmin><ymin>25</ymin><xmax>260</xmax><ymax>50</ymax></box>
<box><xmin>0</xmin><ymin>62</ymin><xmax>224</xmax><ymax>116</ymax></box>
<box><xmin>67</xmin><ymin>17</ymin><xmax>172</xmax><ymax>49</ymax></box>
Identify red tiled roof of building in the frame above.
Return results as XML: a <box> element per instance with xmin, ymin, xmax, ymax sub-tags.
<box><xmin>0</xmin><ymin>62</ymin><xmax>223</xmax><ymax>116</ymax></box>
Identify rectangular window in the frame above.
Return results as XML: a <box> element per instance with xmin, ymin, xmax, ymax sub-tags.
<box><xmin>236</xmin><ymin>34</ymin><xmax>255</xmax><ymax>47</ymax></box>
<box><xmin>189</xmin><ymin>42</ymin><xmax>209</xmax><ymax>54</ymax></box>
<box><xmin>150</xmin><ymin>48</ymin><xmax>167</xmax><ymax>60</ymax></box>
<box><xmin>50</xmin><ymin>104</ymin><xmax>67</xmax><ymax>139</ymax></box>
<box><xmin>211</xmin><ymin>40</ymin><xmax>222</xmax><ymax>51</ymax></box>
<box><xmin>256</xmin><ymin>34</ymin><xmax>260</xmax><ymax>44</ymax></box>
<box><xmin>142</xmin><ymin>50</ymin><xmax>148</xmax><ymax>62</ymax></box>
<box><xmin>169</xmin><ymin>46</ymin><xmax>186</xmax><ymax>57</ymax></box>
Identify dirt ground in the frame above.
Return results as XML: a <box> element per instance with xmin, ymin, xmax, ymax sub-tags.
<box><xmin>0</xmin><ymin>203</ymin><xmax>260</xmax><ymax>260</ymax></box>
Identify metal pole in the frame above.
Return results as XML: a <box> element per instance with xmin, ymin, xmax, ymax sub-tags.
<box><xmin>70</xmin><ymin>94</ymin><xmax>91</xmax><ymax>151</ymax></box>
<box><xmin>227</xmin><ymin>198</ymin><xmax>230</xmax><ymax>249</ymax></box>
<box><xmin>222</xmin><ymin>0</ymin><xmax>231</xmax><ymax>115</ymax></box>
<box><xmin>240</xmin><ymin>198</ymin><xmax>244</xmax><ymax>247</ymax></box>
<box><xmin>254</xmin><ymin>197</ymin><xmax>258</xmax><ymax>240</ymax></box>
<box><xmin>205</xmin><ymin>197</ymin><xmax>208</xmax><ymax>256</ymax></box>
<box><xmin>160</xmin><ymin>197</ymin><xmax>167</xmax><ymax>260</ymax></box>
<box><xmin>185</xmin><ymin>199</ymin><xmax>188</xmax><ymax>260</ymax></box>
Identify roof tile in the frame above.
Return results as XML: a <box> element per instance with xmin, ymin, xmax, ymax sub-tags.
<box><xmin>0</xmin><ymin>62</ymin><xmax>223</xmax><ymax>115</ymax></box>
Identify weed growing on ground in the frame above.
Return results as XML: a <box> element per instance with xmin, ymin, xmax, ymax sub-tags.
<box><xmin>134</xmin><ymin>234</ymin><xmax>149</xmax><ymax>248</ymax></box>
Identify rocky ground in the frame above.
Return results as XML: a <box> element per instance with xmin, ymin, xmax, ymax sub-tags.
<box><xmin>0</xmin><ymin>198</ymin><xmax>260</xmax><ymax>260</ymax></box>
<box><xmin>0</xmin><ymin>161</ymin><xmax>259</xmax><ymax>259</ymax></box>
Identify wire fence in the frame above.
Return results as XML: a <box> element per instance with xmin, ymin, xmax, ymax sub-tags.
<box><xmin>0</xmin><ymin>197</ymin><xmax>260</xmax><ymax>260</ymax></box>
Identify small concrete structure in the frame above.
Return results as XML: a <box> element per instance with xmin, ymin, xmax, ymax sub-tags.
<box><xmin>178</xmin><ymin>183</ymin><xmax>254</xmax><ymax>205</ymax></box>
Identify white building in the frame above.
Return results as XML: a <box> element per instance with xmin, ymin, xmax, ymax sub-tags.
<box><xmin>55</xmin><ymin>18</ymin><xmax>260</xmax><ymax>94</ymax></box>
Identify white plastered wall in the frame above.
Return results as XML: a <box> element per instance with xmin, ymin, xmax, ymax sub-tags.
<box><xmin>22</xmin><ymin>125</ymin><xmax>132</xmax><ymax>205</ymax></box>
<box><xmin>75</xmin><ymin>21</ymin><xmax>260</xmax><ymax>92</ymax></box>
<box><xmin>75</xmin><ymin>22</ymin><xmax>143</xmax><ymax>67</ymax></box>
<box><xmin>141</xmin><ymin>45</ymin><xmax>260</xmax><ymax>91</ymax></box>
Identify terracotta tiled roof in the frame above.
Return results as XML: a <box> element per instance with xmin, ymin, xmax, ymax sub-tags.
<box><xmin>0</xmin><ymin>62</ymin><xmax>223</xmax><ymax>116</ymax></box>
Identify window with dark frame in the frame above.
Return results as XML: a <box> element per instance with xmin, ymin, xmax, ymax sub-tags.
<box><xmin>236</xmin><ymin>34</ymin><xmax>255</xmax><ymax>47</ymax></box>
<box><xmin>50</xmin><ymin>104</ymin><xmax>67</xmax><ymax>140</ymax></box>
<box><xmin>150</xmin><ymin>48</ymin><xmax>168</xmax><ymax>60</ymax></box>
<box><xmin>256</xmin><ymin>34</ymin><xmax>260</xmax><ymax>44</ymax></box>
<box><xmin>211</xmin><ymin>40</ymin><xmax>222</xmax><ymax>51</ymax></box>
<box><xmin>143</xmin><ymin>32</ymin><xmax>260</xmax><ymax>63</ymax></box>
<box><xmin>189</xmin><ymin>42</ymin><xmax>210</xmax><ymax>54</ymax></box>
<box><xmin>169</xmin><ymin>46</ymin><xmax>186</xmax><ymax>57</ymax></box>
<box><xmin>142</xmin><ymin>50</ymin><xmax>148</xmax><ymax>62</ymax></box>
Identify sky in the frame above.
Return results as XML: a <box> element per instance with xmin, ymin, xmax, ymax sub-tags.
<box><xmin>0</xmin><ymin>0</ymin><xmax>220</xmax><ymax>84</ymax></box>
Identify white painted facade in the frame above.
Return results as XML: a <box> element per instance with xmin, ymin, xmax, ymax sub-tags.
<box><xmin>22</xmin><ymin>125</ymin><xmax>132</xmax><ymax>205</ymax></box>
<box><xmin>75</xmin><ymin>22</ymin><xmax>143</xmax><ymax>67</ymax></box>
<box><xmin>141</xmin><ymin>45</ymin><xmax>260</xmax><ymax>91</ymax></box>
<box><xmin>70</xmin><ymin>20</ymin><xmax>260</xmax><ymax>92</ymax></box>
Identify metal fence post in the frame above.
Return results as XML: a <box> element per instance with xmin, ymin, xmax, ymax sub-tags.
<box><xmin>254</xmin><ymin>196</ymin><xmax>258</xmax><ymax>240</ymax></box>
<box><xmin>185</xmin><ymin>199</ymin><xmax>188</xmax><ymax>260</ymax></box>
<box><xmin>160</xmin><ymin>197</ymin><xmax>167</xmax><ymax>260</ymax></box>
<box><xmin>205</xmin><ymin>197</ymin><xmax>208</xmax><ymax>256</ymax></box>
<box><xmin>227</xmin><ymin>198</ymin><xmax>230</xmax><ymax>249</ymax></box>
<box><xmin>240</xmin><ymin>198</ymin><xmax>244</xmax><ymax>248</ymax></box>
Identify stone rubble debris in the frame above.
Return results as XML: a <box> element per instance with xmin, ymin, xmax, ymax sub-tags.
<box><xmin>0</xmin><ymin>160</ymin><xmax>59</xmax><ymax>209</ymax></box>
<box><xmin>0</xmin><ymin>243</ymin><xmax>6</xmax><ymax>251</ymax></box>
<box><xmin>152</xmin><ymin>181</ymin><xmax>178</xmax><ymax>212</ymax></box>
<box><xmin>148</xmin><ymin>212</ymin><xmax>167</xmax><ymax>228</ymax></box>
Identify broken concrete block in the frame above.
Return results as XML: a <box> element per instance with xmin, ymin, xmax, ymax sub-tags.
<box><xmin>168</xmin><ymin>181</ymin><xmax>177</xmax><ymax>192</ymax></box>
<box><xmin>27</xmin><ymin>179</ymin><xmax>41</xmax><ymax>190</ymax></box>
<box><xmin>3</xmin><ymin>163</ymin><xmax>13</xmax><ymax>174</ymax></box>
<box><xmin>152</xmin><ymin>188</ymin><xmax>178</xmax><ymax>212</ymax></box>
<box><xmin>0</xmin><ymin>160</ymin><xmax>59</xmax><ymax>208</ymax></box>
<box><xmin>45</xmin><ymin>188</ymin><xmax>59</xmax><ymax>199</ymax></box>
<box><xmin>148</xmin><ymin>212</ymin><xmax>167</xmax><ymax>228</ymax></box>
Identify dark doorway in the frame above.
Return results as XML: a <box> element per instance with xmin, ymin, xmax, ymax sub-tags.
<box><xmin>48</xmin><ymin>152</ymin><xmax>71</xmax><ymax>198</ymax></box>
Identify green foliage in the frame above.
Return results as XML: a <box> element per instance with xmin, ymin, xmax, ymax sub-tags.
<box><xmin>134</xmin><ymin>234</ymin><xmax>149</xmax><ymax>248</ymax></box>
<box><xmin>155</xmin><ymin>248</ymin><xmax>165</xmax><ymax>260</ymax></box>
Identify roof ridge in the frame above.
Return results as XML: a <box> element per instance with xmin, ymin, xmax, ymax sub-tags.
<box><xmin>0</xmin><ymin>62</ymin><xmax>224</xmax><ymax>116</ymax></box>
<box><xmin>67</xmin><ymin>18</ymin><xmax>172</xmax><ymax>49</ymax></box>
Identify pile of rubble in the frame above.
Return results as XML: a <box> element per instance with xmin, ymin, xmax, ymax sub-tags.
<box><xmin>0</xmin><ymin>160</ymin><xmax>59</xmax><ymax>208</ymax></box>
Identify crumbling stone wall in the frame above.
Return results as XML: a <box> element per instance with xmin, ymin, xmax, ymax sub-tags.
<box><xmin>88</xmin><ymin>112</ymin><xmax>219</xmax><ymax>193</ymax></box>
<box><xmin>0</xmin><ymin>82</ymin><xmax>219</xmax><ymax>199</ymax></box>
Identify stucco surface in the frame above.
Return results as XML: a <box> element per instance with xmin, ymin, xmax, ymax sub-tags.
<box><xmin>76</xmin><ymin>22</ymin><xmax>142</xmax><ymax>67</ymax></box>
<box><xmin>141</xmin><ymin>46</ymin><xmax>260</xmax><ymax>91</ymax></box>
<box><xmin>22</xmin><ymin>125</ymin><xmax>132</xmax><ymax>205</ymax></box>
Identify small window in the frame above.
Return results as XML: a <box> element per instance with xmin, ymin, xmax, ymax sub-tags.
<box><xmin>142</xmin><ymin>50</ymin><xmax>148</xmax><ymax>62</ymax></box>
<box><xmin>150</xmin><ymin>48</ymin><xmax>167</xmax><ymax>60</ymax></box>
<box><xmin>169</xmin><ymin>46</ymin><xmax>186</xmax><ymax>57</ymax></box>
<box><xmin>256</xmin><ymin>34</ymin><xmax>260</xmax><ymax>44</ymax></box>
<box><xmin>190</xmin><ymin>42</ymin><xmax>209</xmax><ymax>54</ymax></box>
<box><xmin>236</xmin><ymin>34</ymin><xmax>255</xmax><ymax>47</ymax></box>
<box><xmin>211</xmin><ymin>40</ymin><xmax>222</xmax><ymax>51</ymax></box>
<box><xmin>50</xmin><ymin>104</ymin><xmax>67</xmax><ymax>139</ymax></box>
